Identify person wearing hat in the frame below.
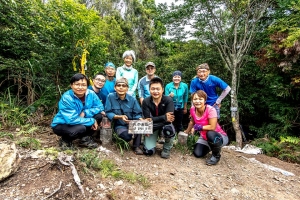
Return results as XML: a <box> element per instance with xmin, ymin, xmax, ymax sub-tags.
<box><xmin>138</xmin><ymin>61</ymin><xmax>159</xmax><ymax>105</ymax></box>
<box><xmin>101</xmin><ymin>62</ymin><xmax>116</xmax><ymax>105</ymax></box>
<box><xmin>116</xmin><ymin>50</ymin><xmax>138</xmax><ymax>97</ymax></box>
<box><xmin>105</xmin><ymin>77</ymin><xmax>144</xmax><ymax>155</ymax></box>
<box><xmin>190</xmin><ymin>63</ymin><xmax>231</xmax><ymax>118</ymax></box>
<box><xmin>165</xmin><ymin>71</ymin><xmax>189</xmax><ymax>133</ymax></box>
<box><xmin>142</xmin><ymin>77</ymin><xmax>176</xmax><ymax>159</ymax></box>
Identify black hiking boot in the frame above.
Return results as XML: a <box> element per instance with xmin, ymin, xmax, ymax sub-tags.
<box><xmin>79</xmin><ymin>136</ymin><xmax>98</xmax><ymax>149</ymax></box>
<box><xmin>206</xmin><ymin>153</ymin><xmax>221</xmax><ymax>165</ymax></box>
<box><xmin>59</xmin><ymin>138</ymin><xmax>74</xmax><ymax>151</ymax></box>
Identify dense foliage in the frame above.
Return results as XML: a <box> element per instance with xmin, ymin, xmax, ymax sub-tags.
<box><xmin>0</xmin><ymin>0</ymin><xmax>299</xmax><ymax>144</ymax></box>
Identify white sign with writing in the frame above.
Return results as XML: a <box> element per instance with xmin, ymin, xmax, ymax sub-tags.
<box><xmin>128</xmin><ymin>120</ymin><xmax>153</xmax><ymax>134</ymax></box>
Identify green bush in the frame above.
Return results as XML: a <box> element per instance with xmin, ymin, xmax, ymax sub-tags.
<box><xmin>17</xmin><ymin>137</ymin><xmax>41</xmax><ymax>150</ymax></box>
<box><xmin>252</xmin><ymin>137</ymin><xmax>300</xmax><ymax>163</ymax></box>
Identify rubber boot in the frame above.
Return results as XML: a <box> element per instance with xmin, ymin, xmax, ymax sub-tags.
<box><xmin>206</xmin><ymin>137</ymin><xmax>222</xmax><ymax>165</ymax></box>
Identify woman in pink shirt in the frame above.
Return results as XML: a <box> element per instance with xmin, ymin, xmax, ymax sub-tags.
<box><xmin>184</xmin><ymin>90</ymin><xmax>228</xmax><ymax>165</ymax></box>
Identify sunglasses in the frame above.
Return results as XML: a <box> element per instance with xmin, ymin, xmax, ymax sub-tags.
<box><xmin>116</xmin><ymin>84</ymin><xmax>128</xmax><ymax>88</ymax></box>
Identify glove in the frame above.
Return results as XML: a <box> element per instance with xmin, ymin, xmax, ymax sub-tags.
<box><xmin>193</xmin><ymin>124</ymin><xmax>203</xmax><ymax>131</ymax></box>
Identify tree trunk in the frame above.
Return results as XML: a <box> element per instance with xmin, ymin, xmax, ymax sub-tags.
<box><xmin>231</xmin><ymin>63</ymin><xmax>243</xmax><ymax>148</ymax></box>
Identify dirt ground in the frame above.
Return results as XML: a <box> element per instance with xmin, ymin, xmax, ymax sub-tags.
<box><xmin>0</xmin><ymin>128</ymin><xmax>300</xmax><ymax>200</ymax></box>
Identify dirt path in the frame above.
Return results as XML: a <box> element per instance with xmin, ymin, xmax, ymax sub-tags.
<box><xmin>0</xmin><ymin>132</ymin><xmax>299</xmax><ymax>200</ymax></box>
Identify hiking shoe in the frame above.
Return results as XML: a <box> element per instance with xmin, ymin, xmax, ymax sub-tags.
<box><xmin>59</xmin><ymin>138</ymin><xmax>73</xmax><ymax>151</ymax></box>
<box><xmin>158</xmin><ymin>137</ymin><xmax>165</xmax><ymax>144</ymax></box>
<box><xmin>79</xmin><ymin>136</ymin><xmax>98</xmax><ymax>149</ymax></box>
<box><xmin>161</xmin><ymin>149</ymin><xmax>170</xmax><ymax>159</ymax></box>
<box><xmin>206</xmin><ymin>154</ymin><xmax>221</xmax><ymax>165</ymax></box>
<box><xmin>133</xmin><ymin>147</ymin><xmax>143</xmax><ymax>155</ymax></box>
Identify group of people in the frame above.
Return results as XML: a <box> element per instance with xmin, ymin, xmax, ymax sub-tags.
<box><xmin>51</xmin><ymin>50</ymin><xmax>231</xmax><ymax>165</ymax></box>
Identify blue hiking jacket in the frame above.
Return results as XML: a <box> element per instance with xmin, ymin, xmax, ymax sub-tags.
<box><xmin>51</xmin><ymin>89</ymin><xmax>103</xmax><ymax>127</ymax></box>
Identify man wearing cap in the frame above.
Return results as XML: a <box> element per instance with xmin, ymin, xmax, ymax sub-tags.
<box><xmin>105</xmin><ymin>77</ymin><xmax>144</xmax><ymax>155</ymax></box>
<box><xmin>142</xmin><ymin>77</ymin><xmax>176</xmax><ymax>159</ymax></box>
<box><xmin>101</xmin><ymin>62</ymin><xmax>116</xmax><ymax>105</ymax></box>
<box><xmin>165</xmin><ymin>71</ymin><xmax>189</xmax><ymax>132</ymax></box>
<box><xmin>190</xmin><ymin>63</ymin><xmax>231</xmax><ymax>118</ymax></box>
<box><xmin>138</xmin><ymin>62</ymin><xmax>159</xmax><ymax>105</ymax></box>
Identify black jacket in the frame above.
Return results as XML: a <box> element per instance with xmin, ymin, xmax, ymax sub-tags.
<box><xmin>142</xmin><ymin>95</ymin><xmax>174</xmax><ymax>131</ymax></box>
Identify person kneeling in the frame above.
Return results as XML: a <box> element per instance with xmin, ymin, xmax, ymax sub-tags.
<box><xmin>142</xmin><ymin>77</ymin><xmax>175</xmax><ymax>159</ymax></box>
<box><xmin>51</xmin><ymin>73</ymin><xmax>104</xmax><ymax>150</ymax></box>
<box><xmin>105</xmin><ymin>78</ymin><xmax>144</xmax><ymax>155</ymax></box>
<box><xmin>184</xmin><ymin>90</ymin><xmax>228</xmax><ymax>165</ymax></box>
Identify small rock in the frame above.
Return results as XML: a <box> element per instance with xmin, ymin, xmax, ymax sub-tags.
<box><xmin>154</xmin><ymin>172</ymin><xmax>158</xmax><ymax>176</ymax></box>
<box><xmin>114</xmin><ymin>180</ymin><xmax>123</xmax><ymax>186</ymax></box>
<box><xmin>66</xmin><ymin>183</ymin><xmax>72</xmax><ymax>187</ymax></box>
<box><xmin>203</xmin><ymin>183</ymin><xmax>209</xmax><ymax>188</ymax></box>
<box><xmin>98</xmin><ymin>183</ymin><xmax>105</xmax><ymax>190</ymax></box>
<box><xmin>231</xmin><ymin>188</ymin><xmax>240</xmax><ymax>194</ymax></box>
<box><xmin>43</xmin><ymin>188</ymin><xmax>51</xmax><ymax>194</ymax></box>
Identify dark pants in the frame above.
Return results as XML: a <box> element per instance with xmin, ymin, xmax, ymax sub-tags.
<box><xmin>52</xmin><ymin>113</ymin><xmax>103</xmax><ymax>143</ymax></box>
<box><xmin>174</xmin><ymin>108</ymin><xmax>184</xmax><ymax>132</ymax></box>
<box><xmin>116</xmin><ymin>127</ymin><xmax>142</xmax><ymax>148</ymax></box>
<box><xmin>193</xmin><ymin>131</ymin><xmax>223</xmax><ymax>158</ymax></box>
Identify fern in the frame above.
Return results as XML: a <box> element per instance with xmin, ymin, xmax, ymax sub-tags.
<box><xmin>280</xmin><ymin>136</ymin><xmax>300</xmax><ymax>144</ymax></box>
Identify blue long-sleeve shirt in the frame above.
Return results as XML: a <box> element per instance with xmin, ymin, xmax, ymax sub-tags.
<box><xmin>190</xmin><ymin>75</ymin><xmax>229</xmax><ymax>106</ymax></box>
<box><xmin>105</xmin><ymin>92</ymin><xmax>142</xmax><ymax>130</ymax></box>
<box><xmin>88</xmin><ymin>85</ymin><xmax>107</xmax><ymax>107</ymax></box>
<box><xmin>101</xmin><ymin>78</ymin><xmax>116</xmax><ymax>105</ymax></box>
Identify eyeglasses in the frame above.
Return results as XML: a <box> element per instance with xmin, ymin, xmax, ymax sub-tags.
<box><xmin>116</xmin><ymin>84</ymin><xmax>128</xmax><ymax>88</ymax></box>
<box><xmin>95</xmin><ymin>78</ymin><xmax>106</xmax><ymax>82</ymax></box>
<box><xmin>73</xmin><ymin>83</ymin><xmax>87</xmax><ymax>88</ymax></box>
<box><xmin>197</xmin><ymin>70</ymin><xmax>208</xmax><ymax>73</ymax></box>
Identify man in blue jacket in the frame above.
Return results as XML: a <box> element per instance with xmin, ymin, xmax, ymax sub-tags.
<box><xmin>190</xmin><ymin>63</ymin><xmax>231</xmax><ymax>118</ymax></box>
<box><xmin>51</xmin><ymin>73</ymin><xmax>104</xmax><ymax>149</ymax></box>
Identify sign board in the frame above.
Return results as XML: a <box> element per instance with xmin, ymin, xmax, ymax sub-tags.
<box><xmin>128</xmin><ymin>120</ymin><xmax>153</xmax><ymax>134</ymax></box>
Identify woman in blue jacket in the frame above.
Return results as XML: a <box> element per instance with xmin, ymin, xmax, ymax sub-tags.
<box><xmin>51</xmin><ymin>73</ymin><xmax>104</xmax><ymax>149</ymax></box>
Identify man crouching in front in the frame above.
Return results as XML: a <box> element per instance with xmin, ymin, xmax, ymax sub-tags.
<box><xmin>51</xmin><ymin>73</ymin><xmax>104</xmax><ymax>150</ymax></box>
<box><xmin>105</xmin><ymin>77</ymin><xmax>144</xmax><ymax>155</ymax></box>
<box><xmin>142</xmin><ymin>77</ymin><xmax>175</xmax><ymax>159</ymax></box>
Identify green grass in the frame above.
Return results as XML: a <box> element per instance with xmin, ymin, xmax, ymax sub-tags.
<box><xmin>0</xmin><ymin>131</ymin><xmax>14</xmax><ymax>139</ymax></box>
<box><xmin>77</xmin><ymin>149</ymin><xmax>150</xmax><ymax>188</ymax></box>
<box><xmin>17</xmin><ymin>137</ymin><xmax>41</xmax><ymax>149</ymax></box>
<box><xmin>174</xmin><ymin>133</ymin><xmax>199</xmax><ymax>155</ymax></box>
<box><xmin>112</xmin><ymin>132</ymin><xmax>130</xmax><ymax>155</ymax></box>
